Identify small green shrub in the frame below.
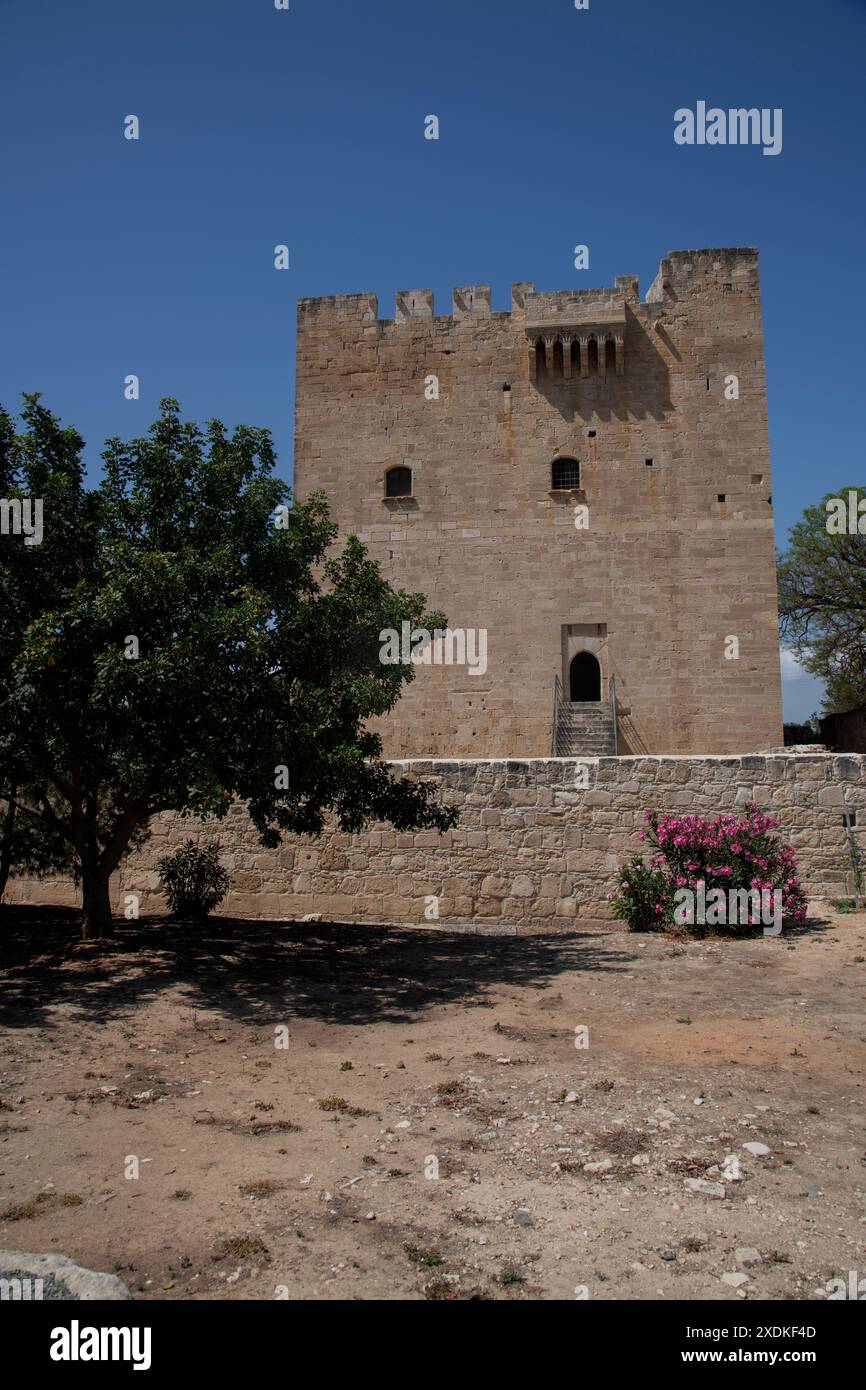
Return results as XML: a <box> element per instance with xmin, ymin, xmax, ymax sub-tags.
<box><xmin>610</xmin><ymin>856</ymin><xmax>668</xmax><ymax>931</ymax></box>
<box><xmin>158</xmin><ymin>840</ymin><xmax>229</xmax><ymax>918</ymax></box>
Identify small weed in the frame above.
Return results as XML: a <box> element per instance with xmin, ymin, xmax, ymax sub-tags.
<box><xmin>219</xmin><ymin>1235</ymin><xmax>267</xmax><ymax>1259</ymax></box>
<box><xmin>239</xmin><ymin>1179</ymin><xmax>281</xmax><ymax>1198</ymax></box>
<box><xmin>240</xmin><ymin>1118</ymin><xmax>301</xmax><ymax>1136</ymax></box>
<box><xmin>424</xmin><ymin>1278</ymin><xmax>456</xmax><ymax>1300</ymax></box>
<box><xmin>668</xmin><ymin>1157</ymin><xmax>719</xmax><ymax>1178</ymax></box>
<box><xmin>403</xmin><ymin>1242</ymin><xmax>443</xmax><ymax>1267</ymax></box>
<box><xmin>1</xmin><ymin>1202</ymin><xmax>37</xmax><ymax>1222</ymax></box>
<box><xmin>595</xmin><ymin>1127</ymin><xmax>647</xmax><ymax>1159</ymax></box>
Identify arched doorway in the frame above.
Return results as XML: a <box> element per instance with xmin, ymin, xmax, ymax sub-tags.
<box><xmin>569</xmin><ymin>651</ymin><xmax>601</xmax><ymax>702</ymax></box>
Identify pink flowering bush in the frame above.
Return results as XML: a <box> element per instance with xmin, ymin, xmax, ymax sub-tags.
<box><xmin>610</xmin><ymin>802</ymin><xmax>808</xmax><ymax>934</ymax></box>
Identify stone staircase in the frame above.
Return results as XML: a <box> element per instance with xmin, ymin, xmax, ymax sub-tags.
<box><xmin>553</xmin><ymin>700</ymin><xmax>616</xmax><ymax>756</ymax></box>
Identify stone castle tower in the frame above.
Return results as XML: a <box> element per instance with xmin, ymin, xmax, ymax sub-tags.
<box><xmin>293</xmin><ymin>247</ymin><xmax>783</xmax><ymax>757</ymax></box>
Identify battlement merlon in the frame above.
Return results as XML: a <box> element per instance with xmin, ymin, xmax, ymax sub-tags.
<box><xmin>647</xmin><ymin>247</ymin><xmax>760</xmax><ymax>301</ymax></box>
<box><xmin>296</xmin><ymin>249</ymin><xmax>762</xmax><ymax>330</ymax></box>
<box><xmin>296</xmin><ymin>292</ymin><xmax>379</xmax><ymax>328</ymax></box>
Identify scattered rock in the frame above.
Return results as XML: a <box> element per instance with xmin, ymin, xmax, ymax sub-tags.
<box><xmin>736</xmin><ymin>1248</ymin><xmax>762</xmax><ymax>1267</ymax></box>
<box><xmin>0</xmin><ymin>1252</ymin><xmax>132</xmax><ymax>1300</ymax></box>
<box><xmin>684</xmin><ymin>1178</ymin><xmax>726</xmax><ymax>1199</ymax></box>
<box><xmin>721</xmin><ymin>1271</ymin><xmax>750</xmax><ymax>1288</ymax></box>
<box><xmin>742</xmin><ymin>1141</ymin><xmax>770</xmax><ymax>1156</ymax></box>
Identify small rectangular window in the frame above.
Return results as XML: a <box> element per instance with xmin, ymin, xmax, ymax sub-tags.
<box><xmin>552</xmin><ymin>458</ymin><xmax>581</xmax><ymax>490</ymax></box>
<box><xmin>718</xmin><ymin>494</ymin><xmax>726</xmax><ymax>503</ymax></box>
<box><xmin>386</xmin><ymin>466</ymin><xmax>412</xmax><ymax>498</ymax></box>
<box><xmin>645</xmin><ymin>458</ymin><xmax>653</xmax><ymax>467</ymax></box>
<box><xmin>751</xmin><ymin>473</ymin><xmax>763</xmax><ymax>485</ymax></box>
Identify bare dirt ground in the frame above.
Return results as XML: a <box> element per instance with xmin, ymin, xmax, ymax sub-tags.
<box><xmin>1</xmin><ymin>904</ymin><xmax>864</xmax><ymax>1301</ymax></box>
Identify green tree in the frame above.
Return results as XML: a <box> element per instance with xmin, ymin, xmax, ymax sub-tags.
<box><xmin>777</xmin><ymin>487</ymin><xmax>866</xmax><ymax>714</ymax></box>
<box><xmin>0</xmin><ymin>767</ymin><xmax>75</xmax><ymax>902</ymax></box>
<box><xmin>0</xmin><ymin>395</ymin><xmax>455</xmax><ymax>938</ymax></box>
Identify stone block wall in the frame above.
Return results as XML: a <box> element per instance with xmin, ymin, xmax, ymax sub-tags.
<box><xmin>7</xmin><ymin>755</ymin><xmax>862</xmax><ymax>932</ymax></box>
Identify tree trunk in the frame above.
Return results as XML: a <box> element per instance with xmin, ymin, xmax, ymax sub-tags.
<box><xmin>0</xmin><ymin>790</ymin><xmax>16</xmax><ymax>902</ymax></box>
<box><xmin>81</xmin><ymin>868</ymin><xmax>113</xmax><ymax>939</ymax></box>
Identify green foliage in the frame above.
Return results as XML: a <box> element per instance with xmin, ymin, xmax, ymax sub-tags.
<box><xmin>158</xmin><ymin>840</ymin><xmax>229</xmax><ymax>918</ymax></box>
<box><xmin>609</xmin><ymin>856</ymin><xmax>668</xmax><ymax>932</ymax></box>
<box><xmin>0</xmin><ymin>394</ymin><xmax>456</xmax><ymax>936</ymax></box>
<box><xmin>0</xmin><ymin>784</ymin><xmax>74</xmax><ymax>897</ymax></box>
<box><xmin>777</xmin><ymin>488</ymin><xmax>866</xmax><ymax>713</ymax></box>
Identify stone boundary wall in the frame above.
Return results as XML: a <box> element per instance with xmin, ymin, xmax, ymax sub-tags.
<box><xmin>6</xmin><ymin>755</ymin><xmax>863</xmax><ymax>932</ymax></box>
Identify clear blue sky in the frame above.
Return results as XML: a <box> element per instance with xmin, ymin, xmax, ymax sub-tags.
<box><xmin>3</xmin><ymin>0</ymin><xmax>865</xmax><ymax>722</ymax></box>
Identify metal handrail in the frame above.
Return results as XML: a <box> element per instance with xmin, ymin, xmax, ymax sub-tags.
<box><xmin>609</xmin><ymin>673</ymin><xmax>619</xmax><ymax>757</ymax></box>
<box><xmin>551</xmin><ymin>673</ymin><xmax>563</xmax><ymax>755</ymax></box>
<box><xmin>842</xmin><ymin>792</ymin><xmax>863</xmax><ymax>909</ymax></box>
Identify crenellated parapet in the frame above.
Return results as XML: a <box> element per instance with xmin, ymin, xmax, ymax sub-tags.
<box><xmin>297</xmin><ymin>249</ymin><xmax>763</xmax><ymax>389</ymax></box>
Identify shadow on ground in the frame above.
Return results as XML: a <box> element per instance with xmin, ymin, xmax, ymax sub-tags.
<box><xmin>0</xmin><ymin>905</ymin><xmax>632</xmax><ymax>1031</ymax></box>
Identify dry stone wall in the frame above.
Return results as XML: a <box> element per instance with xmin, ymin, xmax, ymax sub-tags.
<box><xmin>8</xmin><ymin>755</ymin><xmax>862</xmax><ymax>932</ymax></box>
